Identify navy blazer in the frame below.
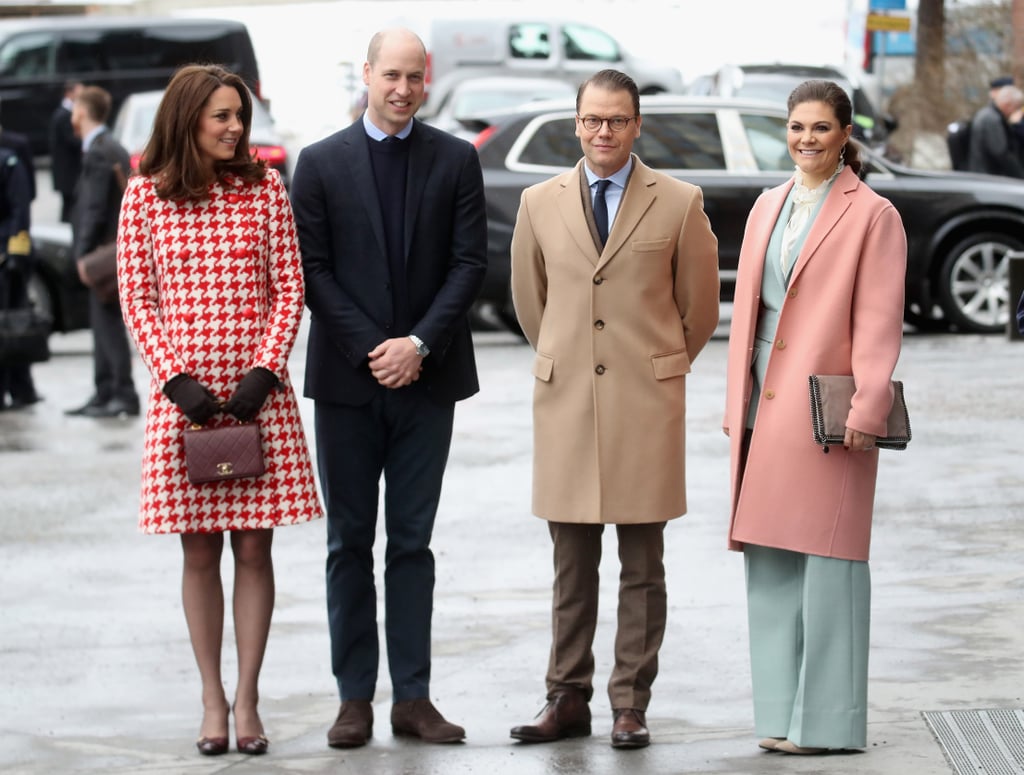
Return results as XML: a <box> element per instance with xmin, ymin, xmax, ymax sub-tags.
<box><xmin>290</xmin><ymin>117</ymin><xmax>487</xmax><ymax>406</ymax></box>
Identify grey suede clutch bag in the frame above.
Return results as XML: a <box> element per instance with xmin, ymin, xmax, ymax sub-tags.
<box><xmin>808</xmin><ymin>375</ymin><xmax>911</xmax><ymax>453</ymax></box>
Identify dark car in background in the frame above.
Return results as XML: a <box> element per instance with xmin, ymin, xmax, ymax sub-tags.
<box><xmin>426</xmin><ymin>76</ymin><xmax>576</xmax><ymax>142</ymax></box>
<box><xmin>28</xmin><ymin>222</ymin><xmax>87</xmax><ymax>333</ymax></box>
<box><xmin>0</xmin><ymin>16</ymin><xmax>261</xmax><ymax>154</ymax></box>
<box><xmin>470</xmin><ymin>95</ymin><xmax>1024</xmax><ymax>334</ymax></box>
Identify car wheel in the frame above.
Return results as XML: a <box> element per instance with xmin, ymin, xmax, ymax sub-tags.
<box><xmin>937</xmin><ymin>232</ymin><xmax>1023</xmax><ymax>333</ymax></box>
<box><xmin>26</xmin><ymin>272</ymin><xmax>56</xmax><ymax>322</ymax></box>
<box><xmin>497</xmin><ymin>292</ymin><xmax>525</xmax><ymax>340</ymax></box>
<box><xmin>903</xmin><ymin>306</ymin><xmax>950</xmax><ymax>334</ymax></box>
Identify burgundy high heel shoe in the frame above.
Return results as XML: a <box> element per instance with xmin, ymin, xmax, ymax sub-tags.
<box><xmin>196</xmin><ymin>736</ymin><xmax>229</xmax><ymax>756</ymax></box>
<box><xmin>236</xmin><ymin>734</ymin><xmax>269</xmax><ymax>755</ymax></box>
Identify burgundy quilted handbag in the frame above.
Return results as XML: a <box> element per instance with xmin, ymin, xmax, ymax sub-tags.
<box><xmin>183</xmin><ymin>422</ymin><xmax>265</xmax><ymax>484</ymax></box>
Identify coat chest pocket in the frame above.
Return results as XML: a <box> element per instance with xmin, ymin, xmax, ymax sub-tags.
<box><xmin>632</xmin><ymin>237</ymin><xmax>672</xmax><ymax>253</ymax></box>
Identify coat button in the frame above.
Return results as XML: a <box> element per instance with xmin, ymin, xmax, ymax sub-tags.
<box><xmin>595</xmin><ymin>365</ymin><xmax>606</xmax><ymax>375</ymax></box>
<box><xmin>177</xmin><ymin>252</ymin><xmax>190</xmax><ymax>261</ymax></box>
<box><xmin>788</xmin><ymin>288</ymin><xmax>798</xmax><ymax>298</ymax></box>
<box><xmin>594</xmin><ymin>319</ymin><xmax>605</xmax><ymax>330</ymax></box>
<box><xmin>593</xmin><ymin>276</ymin><xmax>604</xmax><ymax>285</ymax></box>
<box><xmin>776</xmin><ymin>339</ymin><xmax>786</xmax><ymax>350</ymax></box>
<box><xmin>231</xmin><ymin>247</ymin><xmax>248</xmax><ymax>258</ymax></box>
<box><xmin>241</xmin><ymin>306</ymin><xmax>256</xmax><ymax>319</ymax></box>
<box><xmin>765</xmin><ymin>389</ymin><xmax>775</xmax><ymax>399</ymax></box>
<box><xmin>226</xmin><ymin>194</ymin><xmax>241</xmax><ymax>204</ymax></box>
<box><xmin>183</xmin><ymin>312</ymin><xmax>195</xmax><ymax>324</ymax></box>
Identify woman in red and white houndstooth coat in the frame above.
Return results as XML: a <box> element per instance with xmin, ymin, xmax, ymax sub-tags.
<box><xmin>117</xmin><ymin>65</ymin><xmax>322</xmax><ymax>757</ymax></box>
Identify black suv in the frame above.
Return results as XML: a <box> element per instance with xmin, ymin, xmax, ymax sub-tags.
<box><xmin>0</xmin><ymin>15</ymin><xmax>261</xmax><ymax>154</ymax></box>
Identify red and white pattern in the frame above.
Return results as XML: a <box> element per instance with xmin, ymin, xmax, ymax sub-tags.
<box><xmin>117</xmin><ymin>170</ymin><xmax>322</xmax><ymax>534</ymax></box>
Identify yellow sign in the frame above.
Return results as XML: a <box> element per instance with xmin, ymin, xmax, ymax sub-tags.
<box><xmin>866</xmin><ymin>13</ymin><xmax>912</xmax><ymax>32</ymax></box>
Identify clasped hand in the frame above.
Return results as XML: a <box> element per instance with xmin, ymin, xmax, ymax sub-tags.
<box><xmin>368</xmin><ymin>338</ymin><xmax>423</xmax><ymax>389</ymax></box>
<box><xmin>844</xmin><ymin>428</ymin><xmax>877</xmax><ymax>452</ymax></box>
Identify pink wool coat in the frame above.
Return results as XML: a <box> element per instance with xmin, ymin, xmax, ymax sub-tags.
<box><xmin>117</xmin><ymin>170</ymin><xmax>322</xmax><ymax>534</ymax></box>
<box><xmin>724</xmin><ymin>166</ymin><xmax>906</xmax><ymax>561</ymax></box>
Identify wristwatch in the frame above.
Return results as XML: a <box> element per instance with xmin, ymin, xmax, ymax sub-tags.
<box><xmin>409</xmin><ymin>334</ymin><xmax>430</xmax><ymax>357</ymax></box>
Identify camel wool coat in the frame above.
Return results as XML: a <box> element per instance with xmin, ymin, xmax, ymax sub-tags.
<box><xmin>511</xmin><ymin>157</ymin><xmax>720</xmax><ymax>524</ymax></box>
<box><xmin>724</xmin><ymin>166</ymin><xmax>906</xmax><ymax>561</ymax></box>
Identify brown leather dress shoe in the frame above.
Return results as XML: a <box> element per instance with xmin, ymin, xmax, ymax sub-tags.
<box><xmin>611</xmin><ymin>708</ymin><xmax>650</xmax><ymax>749</ymax></box>
<box><xmin>510</xmin><ymin>689</ymin><xmax>592</xmax><ymax>743</ymax></box>
<box><xmin>391</xmin><ymin>698</ymin><xmax>465</xmax><ymax>743</ymax></box>
<box><xmin>327</xmin><ymin>700</ymin><xmax>373</xmax><ymax>748</ymax></box>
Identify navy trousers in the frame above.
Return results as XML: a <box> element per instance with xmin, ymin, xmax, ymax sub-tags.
<box><xmin>89</xmin><ymin>293</ymin><xmax>137</xmax><ymax>404</ymax></box>
<box><xmin>316</xmin><ymin>387</ymin><xmax>455</xmax><ymax>702</ymax></box>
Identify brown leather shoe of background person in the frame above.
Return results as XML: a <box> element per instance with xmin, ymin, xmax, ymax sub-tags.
<box><xmin>610</xmin><ymin>708</ymin><xmax>650</xmax><ymax>749</ymax></box>
<box><xmin>390</xmin><ymin>698</ymin><xmax>465</xmax><ymax>743</ymax></box>
<box><xmin>327</xmin><ymin>700</ymin><xmax>373</xmax><ymax>748</ymax></box>
<box><xmin>510</xmin><ymin>688</ymin><xmax>592</xmax><ymax>743</ymax></box>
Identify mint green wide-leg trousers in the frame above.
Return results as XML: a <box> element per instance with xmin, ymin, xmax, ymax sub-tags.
<box><xmin>743</xmin><ymin>543</ymin><xmax>870</xmax><ymax>749</ymax></box>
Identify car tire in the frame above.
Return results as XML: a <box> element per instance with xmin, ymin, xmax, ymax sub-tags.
<box><xmin>497</xmin><ymin>293</ymin><xmax>526</xmax><ymax>340</ymax></box>
<box><xmin>937</xmin><ymin>232</ymin><xmax>1023</xmax><ymax>334</ymax></box>
<box><xmin>26</xmin><ymin>272</ymin><xmax>56</xmax><ymax>323</ymax></box>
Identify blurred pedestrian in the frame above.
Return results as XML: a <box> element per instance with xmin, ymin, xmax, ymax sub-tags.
<box><xmin>117</xmin><ymin>64</ymin><xmax>322</xmax><ymax>757</ymax></box>
<box><xmin>49</xmin><ymin>81</ymin><xmax>83</xmax><ymax>223</ymax></box>
<box><xmin>0</xmin><ymin>98</ymin><xmax>36</xmax><ymax>203</ymax></box>
<box><xmin>966</xmin><ymin>84</ymin><xmax>1024</xmax><ymax>177</ymax></box>
<box><xmin>724</xmin><ymin>80</ymin><xmax>906</xmax><ymax>755</ymax></box>
<box><xmin>508</xmin><ymin>68</ymin><xmax>720</xmax><ymax>750</ymax></box>
<box><xmin>0</xmin><ymin>148</ymin><xmax>39</xmax><ymax>410</ymax></box>
<box><xmin>64</xmin><ymin>86</ymin><xmax>140</xmax><ymax>418</ymax></box>
<box><xmin>290</xmin><ymin>27</ymin><xmax>486</xmax><ymax>749</ymax></box>
<box><xmin>989</xmin><ymin>75</ymin><xmax>1014</xmax><ymax>99</ymax></box>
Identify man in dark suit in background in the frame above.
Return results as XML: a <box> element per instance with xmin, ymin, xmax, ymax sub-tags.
<box><xmin>49</xmin><ymin>81</ymin><xmax>83</xmax><ymax>223</ymax></box>
<box><xmin>290</xmin><ymin>26</ymin><xmax>487</xmax><ymax>750</ymax></box>
<box><xmin>64</xmin><ymin>86</ymin><xmax>139</xmax><ymax>418</ymax></box>
<box><xmin>0</xmin><ymin>146</ymin><xmax>39</xmax><ymax>410</ymax></box>
<box><xmin>0</xmin><ymin>97</ymin><xmax>36</xmax><ymax>204</ymax></box>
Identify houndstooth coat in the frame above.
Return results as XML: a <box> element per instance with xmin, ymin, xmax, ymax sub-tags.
<box><xmin>117</xmin><ymin>169</ymin><xmax>322</xmax><ymax>534</ymax></box>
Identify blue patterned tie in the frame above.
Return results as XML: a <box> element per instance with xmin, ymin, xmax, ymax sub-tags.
<box><xmin>594</xmin><ymin>179</ymin><xmax>611</xmax><ymax>245</ymax></box>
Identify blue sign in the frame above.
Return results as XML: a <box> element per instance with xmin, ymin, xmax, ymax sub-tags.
<box><xmin>874</xmin><ymin>30</ymin><xmax>915</xmax><ymax>56</ymax></box>
<box><xmin>870</xmin><ymin>0</ymin><xmax>906</xmax><ymax>8</ymax></box>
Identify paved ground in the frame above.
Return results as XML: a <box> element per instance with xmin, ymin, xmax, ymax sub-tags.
<box><xmin>2</xmin><ymin>319</ymin><xmax>1023</xmax><ymax>774</ymax></box>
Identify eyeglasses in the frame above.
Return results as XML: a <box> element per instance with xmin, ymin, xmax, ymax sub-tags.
<box><xmin>576</xmin><ymin>115</ymin><xmax>638</xmax><ymax>132</ymax></box>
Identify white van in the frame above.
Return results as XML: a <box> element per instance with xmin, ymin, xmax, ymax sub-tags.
<box><xmin>406</xmin><ymin>16</ymin><xmax>683</xmax><ymax>117</ymax></box>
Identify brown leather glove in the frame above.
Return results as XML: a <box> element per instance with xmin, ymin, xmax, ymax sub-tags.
<box><xmin>222</xmin><ymin>367</ymin><xmax>278</xmax><ymax>422</ymax></box>
<box><xmin>163</xmin><ymin>374</ymin><xmax>221</xmax><ymax>426</ymax></box>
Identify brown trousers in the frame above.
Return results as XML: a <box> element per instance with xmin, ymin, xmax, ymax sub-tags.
<box><xmin>545</xmin><ymin>521</ymin><xmax>667</xmax><ymax>710</ymax></box>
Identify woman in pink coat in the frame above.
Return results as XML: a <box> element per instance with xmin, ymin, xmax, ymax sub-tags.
<box><xmin>117</xmin><ymin>65</ymin><xmax>321</xmax><ymax>757</ymax></box>
<box><xmin>723</xmin><ymin>81</ymin><xmax>906</xmax><ymax>755</ymax></box>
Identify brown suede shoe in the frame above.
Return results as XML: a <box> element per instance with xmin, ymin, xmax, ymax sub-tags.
<box><xmin>327</xmin><ymin>700</ymin><xmax>373</xmax><ymax>748</ymax></box>
<box><xmin>391</xmin><ymin>698</ymin><xmax>465</xmax><ymax>743</ymax></box>
<box><xmin>611</xmin><ymin>708</ymin><xmax>650</xmax><ymax>749</ymax></box>
<box><xmin>510</xmin><ymin>689</ymin><xmax>592</xmax><ymax>743</ymax></box>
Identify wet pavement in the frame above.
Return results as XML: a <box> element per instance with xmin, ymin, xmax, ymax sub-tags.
<box><xmin>2</xmin><ymin>320</ymin><xmax>1023</xmax><ymax>774</ymax></box>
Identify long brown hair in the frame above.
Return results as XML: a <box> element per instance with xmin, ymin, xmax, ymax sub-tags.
<box><xmin>787</xmin><ymin>79</ymin><xmax>862</xmax><ymax>176</ymax></box>
<box><xmin>140</xmin><ymin>64</ymin><xmax>265</xmax><ymax>201</ymax></box>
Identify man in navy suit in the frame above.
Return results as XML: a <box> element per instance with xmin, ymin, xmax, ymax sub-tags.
<box><xmin>64</xmin><ymin>86</ymin><xmax>138</xmax><ymax>419</ymax></box>
<box><xmin>290</xmin><ymin>27</ymin><xmax>487</xmax><ymax>749</ymax></box>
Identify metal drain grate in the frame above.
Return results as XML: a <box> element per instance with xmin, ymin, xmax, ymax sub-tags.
<box><xmin>923</xmin><ymin>708</ymin><xmax>1024</xmax><ymax>775</ymax></box>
